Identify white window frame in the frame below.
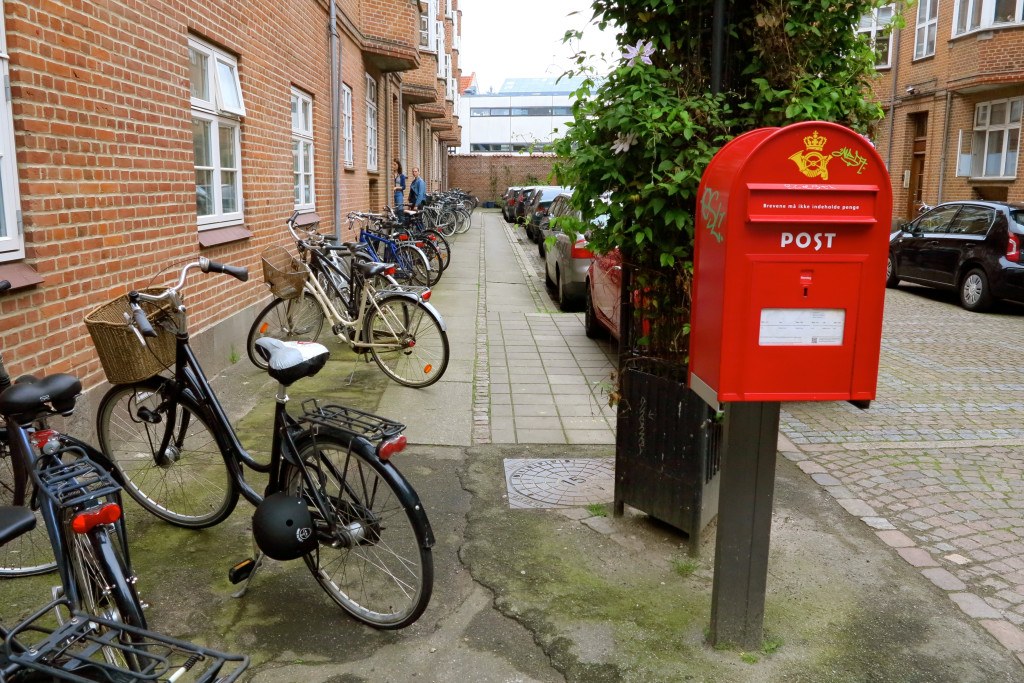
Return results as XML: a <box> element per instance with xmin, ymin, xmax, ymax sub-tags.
<box><xmin>400</xmin><ymin>111</ymin><xmax>408</xmax><ymax>170</ymax></box>
<box><xmin>0</xmin><ymin>2</ymin><xmax>23</xmax><ymax>263</ymax></box>
<box><xmin>189</xmin><ymin>37</ymin><xmax>245</xmax><ymax>229</ymax></box>
<box><xmin>915</xmin><ymin>0</ymin><xmax>939</xmax><ymax>59</ymax></box>
<box><xmin>954</xmin><ymin>0</ymin><xmax>1023</xmax><ymax>36</ymax></box>
<box><xmin>970</xmin><ymin>97</ymin><xmax>1022</xmax><ymax>179</ymax></box>
<box><xmin>342</xmin><ymin>84</ymin><xmax>354</xmax><ymax>168</ymax></box>
<box><xmin>446</xmin><ymin>0</ymin><xmax>453</xmax><ymax>19</ymax></box>
<box><xmin>366</xmin><ymin>75</ymin><xmax>378</xmax><ymax>172</ymax></box>
<box><xmin>435</xmin><ymin>20</ymin><xmax>445</xmax><ymax>78</ymax></box>
<box><xmin>422</xmin><ymin>0</ymin><xmax>438</xmax><ymax>52</ymax></box>
<box><xmin>858</xmin><ymin>5</ymin><xmax>895</xmax><ymax>69</ymax></box>
<box><xmin>291</xmin><ymin>88</ymin><xmax>315</xmax><ymax>211</ymax></box>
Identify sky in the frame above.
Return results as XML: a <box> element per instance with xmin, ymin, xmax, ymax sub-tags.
<box><xmin>458</xmin><ymin>0</ymin><xmax>620</xmax><ymax>94</ymax></box>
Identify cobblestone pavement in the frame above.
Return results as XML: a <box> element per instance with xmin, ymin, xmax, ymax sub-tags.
<box><xmin>779</xmin><ymin>286</ymin><xmax>1024</xmax><ymax>659</ymax></box>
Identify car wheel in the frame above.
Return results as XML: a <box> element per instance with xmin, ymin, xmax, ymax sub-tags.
<box><xmin>885</xmin><ymin>252</ymin><xmax>900</xmax><ymax>288</ymax></box>
<box><xmin>959</xmin><ymin>268</ymin><xmax>993</xmax><ymax>312</ymax></box>
<box><xmin>544</xmin><ymin>262</ymin><xmax>555</xmax><ymax>289</ymax></box>
<box><xmin>557</xmin><ymin>271</ymin><xmax>579</xmax><ymax>312</ymax></box>
<box><xmin>584</xmin><ymin>283</ymin><xmax>604</xmax><ymax>339</ymax></box>
<box><xmin>538</xmin><ymin>240</ymin><xmax>545</xmax><ymax>258</ymax></box>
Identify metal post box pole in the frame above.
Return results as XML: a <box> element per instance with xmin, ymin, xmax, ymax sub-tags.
<box><xmin>708</xmin><ymin>400</ymin><xmax>781</xmax><ymax>649</ymax></box>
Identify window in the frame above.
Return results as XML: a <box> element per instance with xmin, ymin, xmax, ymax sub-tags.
<box><xmin>366</xmin><ymin>75</ymin><xmax>378</xmax><ymax>171</ymax></box>
<box><xmin>858</xmin><ymin>5</ymin><xmax>895</xmax><ymax>68</ymax></box>
<box><xmin>955</xmin><ymin>0</ymin><xmax>1022</xmax><ymax>34</ymax></box>
<box><xmin>421</xmin><ymin>0</ymin><xmax>438</xmax><ymax>51</ymax></box>
<box><xmin>189</xmin><ymin>37</ymin><xmax>245</xmax><ymax>228</ymax></box>
<box><xmin>916</xmin><ymin>205</ymin><xmax>960</xmax><ymax>232</ymax></box>
<box><xmin>291</xmin><ymin>88</ymin><xmax>314</xmax><ymax>210</ymax></box>
<box><xmin>915</xmin><ymin>0</ymin><xmax>938</xmax><ymax>59</ymax></box>
<box><xmin>435</xmin><ymin>20</ymin><xmax>445</xmax><ymax>77</ymax></box>
<box><xmin>400</xmin><ymin>111</ymin><xmax>407</xmax><ymax>169</ymax></box>
<box><xmin>342</xmin><ymin>84</ymin><xmax>353</xmax><ymax>167</ymax></box>
<box><xmin>0</xmin><ymin>3</ymin><xmax>22</xmax><ymax>262</ymax></box>
<box><xmin>949</xmin><ymin>206</ymin><xmax>995</xmax><ymax>235</ymax></box>
<box><xmin>971</xmin><ymin>99</ymin><xmax>1022</xmax><ymax>178</ymax></box>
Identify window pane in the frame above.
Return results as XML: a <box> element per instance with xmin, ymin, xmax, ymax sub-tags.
<box><xmin>970</xmin><ymin>0</ymin><xmax>983</xmax><ymax>28</ymax></box>
<box><xmin>216</xmin><ymin>60</ymin><xmax>242</xmax><ymax>111</ymax></box>
<box><xmin>971</xmin><ymin>131</ymin><xmax>986</xmax><ymax>175</ymax></box>
<box><xmin>1006</xmin><ymin>128</ymin><xmax>1020</xmax><ymax>176</ymax></box>
<box><xmin>0</xmin><ymin>171</ymin><xmax>7</xmax><ymax>239</ymax></box>
<box><xmin>196</xmin><ymin>169</ymin><xmax>213</xmax><ymax>216</ymax></box>
<box><xmin>976</xmin><ymin>105</ymin><xmax>989</xmax><ymax>127</ymax></box>
<box><xmin>1011</xmin><ymin>99</ymin><xmax>1023</xmax><ymax>124</ymax></box>
<box><xmin>991</xmin><ymin>101</ymin><xmax>1008</xmax><ymax>125</ymax></box>
<box><xmin>876</xmin><ymin>35</ymin><xmax>891</xmax><ymax>66</ymax></box>
<box><xmin>221</xmin><ymin>171</ymin><xmax>237</xmax><ymax>213</ymax></box>
<box><xmin>995</xmin><ymin>0</ymin><xmax>1016</xmax><ymax>22</ymax></box>
<box><xmin>219</xmin><ymin>124</ymin><xmax>236</xmax><ymax>168</ymax></box>
<box><xmin>986</xmin><ymin>130</ymin><xmax>1005</xmax><ymax>176</ymax></box>
<box><xmin>302</xmin><ymin>100</ymin><xmax>311</xmax><ymax>132</ymax></box>
<box><xmin>192</xmin><ymin>118</ymin><xmax>211</xmax><ymax>166</ymax></box>
<box><xmin>291</xmin><ymin>96</ymin><xmax>299</xmax><ymax>131</ymax></box>
<box><xmin>189</xmin><ymin>48</ymin><xmax>209</xmax><ymax>101</ymax></box>
<box><xmin>926</xmin><ymin>23</ymin><xmax>936</xmax><ymax>54</ymax></box>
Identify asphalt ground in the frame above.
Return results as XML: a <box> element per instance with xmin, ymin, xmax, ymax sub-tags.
<box><xmin>3</xmin><ymin>209</ymin><xmax>1024</xmax><ymax>682</ymax></box>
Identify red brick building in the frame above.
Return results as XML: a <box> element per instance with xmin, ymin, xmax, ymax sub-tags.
<box><xmin>0</xmin><ymin>0</ymin><xmax>461</xmax><ymax>389</ymax></box>
<box><xmin>867</xmin><ymin>2</ymin><xmax>1024</xmax><ymax>222</ymax></box>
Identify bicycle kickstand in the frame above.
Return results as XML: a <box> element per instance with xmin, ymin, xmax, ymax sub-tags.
<box><xmin>228</xmin><ymin>549</ymin><xmax>266</xmax><ymax>599</ymax></box>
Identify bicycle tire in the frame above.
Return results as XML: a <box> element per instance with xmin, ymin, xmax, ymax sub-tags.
<box><xmin>414</xmin><ymin>239</ymin><xmax>442</xmax><ymax>286</ymax></box>
<box><xmin>394</xmin><ymin>244</ymin><xmax>431</xmax><ymax>287</ymax></box>
<box><xmin>0</xmin><ymin>435</ymin><xmax>57</xmax><ymax>576</ymax></box>
<box><xmin>247</xmin><ymin>293</ymin><xmax>326</xmax><ymax>371</ymax></box>
<box><xmin>455</xmin><ymin>209</ymin><xmax>471</xmax><ymax>234</ymax></box>
<box><xmin>365</xmin><ymin>295</ymin><xmax>449</xmax><ymax>388</ymax></box>
<box><xmin>97</xmin><ymin>380</ymin><xmax>238</xmax><ymax>529</ymax></box>
<box><xmin>423</xmin><ymin>230</ymin><xmax>451</xmax><ymax>272</ymax></box>
<box><xmin>68</xmin><ymin>524</ymin><xmax>147</xmax><ymax>669</ymax></box>
<box><xmin>288</xmin><ymin>428</ymin><xmax>433</xmax><ymax>629</ymax></box>
<box><xmin>438</xmin><ymin>212</ymin><xmax>457</xmax><ymax>238</ymax></box>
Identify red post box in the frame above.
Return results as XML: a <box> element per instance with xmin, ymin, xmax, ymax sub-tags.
<box><xmin>689</xmin><ymin>121</ymin><xmax>892</xmax><ymax>404</ymax></box>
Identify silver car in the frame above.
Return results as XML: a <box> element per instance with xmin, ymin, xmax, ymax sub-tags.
<box><xmin>543</xmin><ymin>192</ymin><xmax>606</xmax><ymax>311</ymax></box>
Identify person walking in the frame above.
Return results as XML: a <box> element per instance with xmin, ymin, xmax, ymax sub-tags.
<box><xmin>408</xmin><ymin>167</ymin><xmax>426</xmax><ymax>211</ymax></box>
<box><xmin>392</xmin><ymin>160</ymin><xmax>406</xmax><ymax>211</ymax></box>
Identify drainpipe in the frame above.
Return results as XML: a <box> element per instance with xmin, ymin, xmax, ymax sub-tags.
<box><xmin>330</xmin><ymin>0</ymin><xmax>342</xmax><ymax>240</ymax></box>
<box><xmin>884</xmin><ymin>25</ymin><xmax>902</xmax><ymax>169</ymax></box>
<box><xmin>937</xmin><ymin>90</ymin><xmax>952</xmax><ymax>203</ymax></box>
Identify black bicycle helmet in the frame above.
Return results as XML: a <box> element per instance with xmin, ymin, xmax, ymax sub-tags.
<box><xmin>252</xmin><ymin>492</ymin><xmax>317</xmax><ymax>561</ymax></box>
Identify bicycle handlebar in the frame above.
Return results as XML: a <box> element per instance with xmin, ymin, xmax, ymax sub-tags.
<box><xmin>203</xmin><ymin>259</ymin><xmax>249</xmax><ymax>282</ymax></box>
<box><xmin>0</xmin><ymin>280</ymin><xmax>9</xmax><ymax>294</ymax></box>
<box><xmin>127</xmin><ymin>291</ymin><xmax>158</xmax><ymax>338</ymax></box>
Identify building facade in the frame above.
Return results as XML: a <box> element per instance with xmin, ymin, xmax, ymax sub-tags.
<box><xmin>0</xmin><ymin>0</ymin><xmax>461</xmax><ymax>389</ymax></box>
<box><xmin>868</xmin><ymin>1</ymin><xmax>1024</xmax><ymax>222</ymax></box>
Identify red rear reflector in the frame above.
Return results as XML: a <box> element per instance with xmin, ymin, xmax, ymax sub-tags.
<box><xmin>385</xmin><ymin>265</ymin><xmax>397</xmax><ymax>275</ymax></box>
<box><xmin>377</xmin><ymin>435</ymin><xmax>407</xmax><ymax>460</ymax></box>
<box><xmin>259</xmin><ymin>322</ymin><xmax>269</xmax><ymax>334</ymax></box>
<box><xmin>415</xmin><ymin>242</ymin><xmax>425</xmax><ymax>248</ymax></box>
<box><xmin>1008</xmin><ymin>233</ymin><xmax>1020</xmax><ymax>263</ymax></box>
<box><xmin>72</xmin><ymin>503</ymin><xmax>121</xmax><ymax>534</ymax></box>
<box><xmin>31</xmin><ymin>429</ymin><xmax>57</xmax><ymax>450</ymax></box>
<box><xmin>398</xmin><ymin>234</ymin><xmax>409</xmax><ymax>241</ymax></box>
<box><xmin>571</xmin><ymin>243</ymin><xmax>594</xmax><ymax>259</ymax></box>
<box><xmin>420</xmin><ymin>289</ymin><xmax>431</xmax><ymax>301</ymax></box>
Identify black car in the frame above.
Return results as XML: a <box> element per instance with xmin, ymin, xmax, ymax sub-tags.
<box><xmin>887</xmin><ymin>200</ymin><xmax>1024</xmax><ymax>311</ymax></box>
<box><xmin>524</xmin><ymin>186</ymin><xmax>568</xmax><ymax>243</ymax></box>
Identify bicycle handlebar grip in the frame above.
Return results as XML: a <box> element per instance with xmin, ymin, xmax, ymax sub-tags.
<box><xmin>288</xmin><ymin>209</ymin><xmax>300</xmax><ymax>226</ymax></box>
<box><xmin>128</xmin><ymin>292</ymin><xmax>158</xmax><ymax>338</ymax></box>
<box><xmin>0</xmin><ymin>280</ymin><xmax>9</xmax><ymax>294</ymax></box>
<box><xmin>203</xmin><ymin>260</ymin><xmax>250</xmax><ymax>282</ymax></box>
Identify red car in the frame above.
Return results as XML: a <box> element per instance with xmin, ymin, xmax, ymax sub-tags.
<box><xmin>585</xmin><ymin>247</ymin><xmax>622</xmax><ymax>339</ymax></box>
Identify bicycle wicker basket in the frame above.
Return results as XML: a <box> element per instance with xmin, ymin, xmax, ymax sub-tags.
<box><xmin>84</xmin><ymin>288</ymin><xmax>176</xmax><ymax>385</ymax></box>
<box><xmin>261</xmin><ymin>245</ymin><xmax>306</xmax><ymax>300</ymax></box>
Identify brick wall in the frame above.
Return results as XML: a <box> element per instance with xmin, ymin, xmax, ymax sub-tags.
<box><xmin>448</xmin><ymin>154</ymin><xmax>559</xmax><ymax>203</ymax></box>
<box><xmin>0</xmin><ymin>0</ymin><xmax>455</xmax><ymax>389</ymax></box>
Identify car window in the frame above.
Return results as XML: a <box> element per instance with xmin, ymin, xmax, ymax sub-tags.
<box><xmin>913</xmin><ymin>205</ymin><xmax>960</xmax><ymax>233</ymax></box>
<box><xmin>948</xmin><ymin>206</ymin><xmax>995</xmax><ymax>235</ymax></box>
<box><xmin>1010</xmin><ymin>210</ymin><xmax>1024</xmax><ymax>228</ymax></box>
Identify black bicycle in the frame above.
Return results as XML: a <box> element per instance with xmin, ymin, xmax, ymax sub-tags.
<box><xmin>91</xmin><ymin>260</ymin><xmax>435</xmax><ymax>628</ymax></box>
<box><xmin>0</xmin><ymin>507</ymin><xmax>248</xmax><ymax>682</ymax></box>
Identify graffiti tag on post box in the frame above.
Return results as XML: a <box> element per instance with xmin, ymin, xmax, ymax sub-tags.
<box><xmin>700</xmin><ymin>187</ymin><xmax>725</xmax><ymax>243</ymax></box>
<box><xmin>831</xmin><ymin>147</ymin><xmax>868</xmax><ymax>174</ymax></box>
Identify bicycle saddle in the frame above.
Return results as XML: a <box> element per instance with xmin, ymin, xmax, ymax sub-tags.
<box><xmin>0</xmin><ymin>506</ymin><xmax>35</xmax><ymax>546</ymax></box>
<box><xmin>355</xmin><ymin>260</ymin><xmax>392</xmax><ymax>278</ymax></box>
<box><xmin>0</xmin><ymin>373</ymin><xmax>80</xmax><ymax>423</ymax></box>
<box><xmin>253</xmin><ymin>338</ymin><xmax>330</xmax><ymax>386</ymax></box>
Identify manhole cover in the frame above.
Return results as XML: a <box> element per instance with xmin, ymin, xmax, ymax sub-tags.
<box><xmin>503</xmin><ymin>458</ymin><xmax>614</xmax><ymax>509</ymax></box>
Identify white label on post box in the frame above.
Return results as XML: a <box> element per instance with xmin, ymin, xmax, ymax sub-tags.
<box><xmin>758</xmin><ymin>309</ymin><xmax>845</xmax><ymax>346</ymax></box>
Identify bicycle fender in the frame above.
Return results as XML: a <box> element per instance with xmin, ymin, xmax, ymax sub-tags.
<box><xmin>379</xmin><ymin>459</ymin><xmax>435</xmax><ymax>548</ymax></box>
<box><xmin>378</xmin><ymin>292</ymin><xmax>448</xmax><ymax>332</ymax></box>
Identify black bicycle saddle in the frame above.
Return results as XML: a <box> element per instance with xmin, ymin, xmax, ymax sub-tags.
<box><xmin>0</xmin><ymin>373</ymin><xmax>81</xmax><ymax>423</ymax></box>
<box><xmin>0</xmin><ymin>506</ymin><xmax>36</xmax><ymax>546</ymax></box>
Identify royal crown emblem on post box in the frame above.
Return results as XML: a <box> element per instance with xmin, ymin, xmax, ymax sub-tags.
<box><xmin>788</xmin><ymin>130</ymin><xmax>832</xmax><ymax>180</ymax></box>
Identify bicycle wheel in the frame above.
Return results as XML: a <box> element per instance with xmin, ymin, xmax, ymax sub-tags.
<box><xmin>423</xmin><ymin>230</ymin><xmax>451</xmax><ymax>272</ymax></box>
<box><xmin>97</xmin><ymin>380</ymin><xmax>238</xmax><ymax>528</ymax></box>
<box><xmin>438</xmin><ymin>212</ymin><xmax>457</xmax><ymax>238</ymax></box>
<box><xmin>288</xmin><ymin>428</ymin><xmax>433</xmax><ymax>629</ymax></box>
<box><xmin>247</xmin><ymin>293</ymin><xmax>325</xmax><ymax>370</ymax></box>
<box><xmin>365</xmin><ymin>295</ymin><xmax>449</xmax><ymax>388</ymax></box>
<box><xmin>414</xmin><ymin>239</ymin><xmax>442</xmax><ymax>286</ymax></box>
<box><xmin>455</xmin><ymin>209</ymin><xmax>472</xmax><ymax>234</ymax></box>
<box><xmin>394</xmin><ymin>244</ymin><xmax>431</xmax><ymax>287</ymax></box>
<box><xmin>0</xmin><ymin>434</ymin><xmax>56</xmax><ymax>576</ymax></box>
<box><xmin>68</xmin><ymin>525</ymin><xmax>147</xmax><ymax>668</ymax></box>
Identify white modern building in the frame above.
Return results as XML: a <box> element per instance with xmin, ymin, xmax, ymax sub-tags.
<box><xmin>456</xmin><ymin>76</ymin><xmax>588</xmax><ymax>154</ymax></box>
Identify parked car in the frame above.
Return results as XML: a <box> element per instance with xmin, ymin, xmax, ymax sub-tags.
<box><xmin>537</xmin><ymin>191</ymin><xmax>575</xmax><ymax>258</ymax></box>
<box><xmin>887</xmin><ymin>200</ymin><xmax>1024</xmax><ymax>312</ymax></box>
<box><xmin>513</xmin><ymin>187</ymin><xmax>540</xmax><ymax>225</ymax></box>
<box><xmin>543</xmin><ymin>191</ymin><xmax>605</xmax><ymax>312</ymax></box>
<box><xmin>585</xmin><ymin>246</ymin><xmax>622</xmax><ymax>338</ymax></box>
<box><xmin>501</xmin><ymin>186</ymin><xmax>521</xmax><ymax>222</ymax></box>
<box><xmin>524</xmin><ymin>186</ymin><xmax>568</xmax><ymax>242</ymax></box>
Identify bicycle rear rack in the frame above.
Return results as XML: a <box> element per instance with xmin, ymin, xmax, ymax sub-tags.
<box><xmin>4</xmin><ymin>597</ymin><xmax>248</xmax><ymax>682</ymax></box>
<box><xmin>299</xmin><ymin>400</ymin><xmax>405</xmax><ymax>442</ymax></box>
<box><xmin>35</xmin><ymin>449</ymin><xmax>121</xmax><ymax>511</ymax></box>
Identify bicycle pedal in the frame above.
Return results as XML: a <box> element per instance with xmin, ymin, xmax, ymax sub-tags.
<box><xmin>228</xmin><ymin>558</ymin><xmax>257</xmax><ymax>584</ymax></box>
